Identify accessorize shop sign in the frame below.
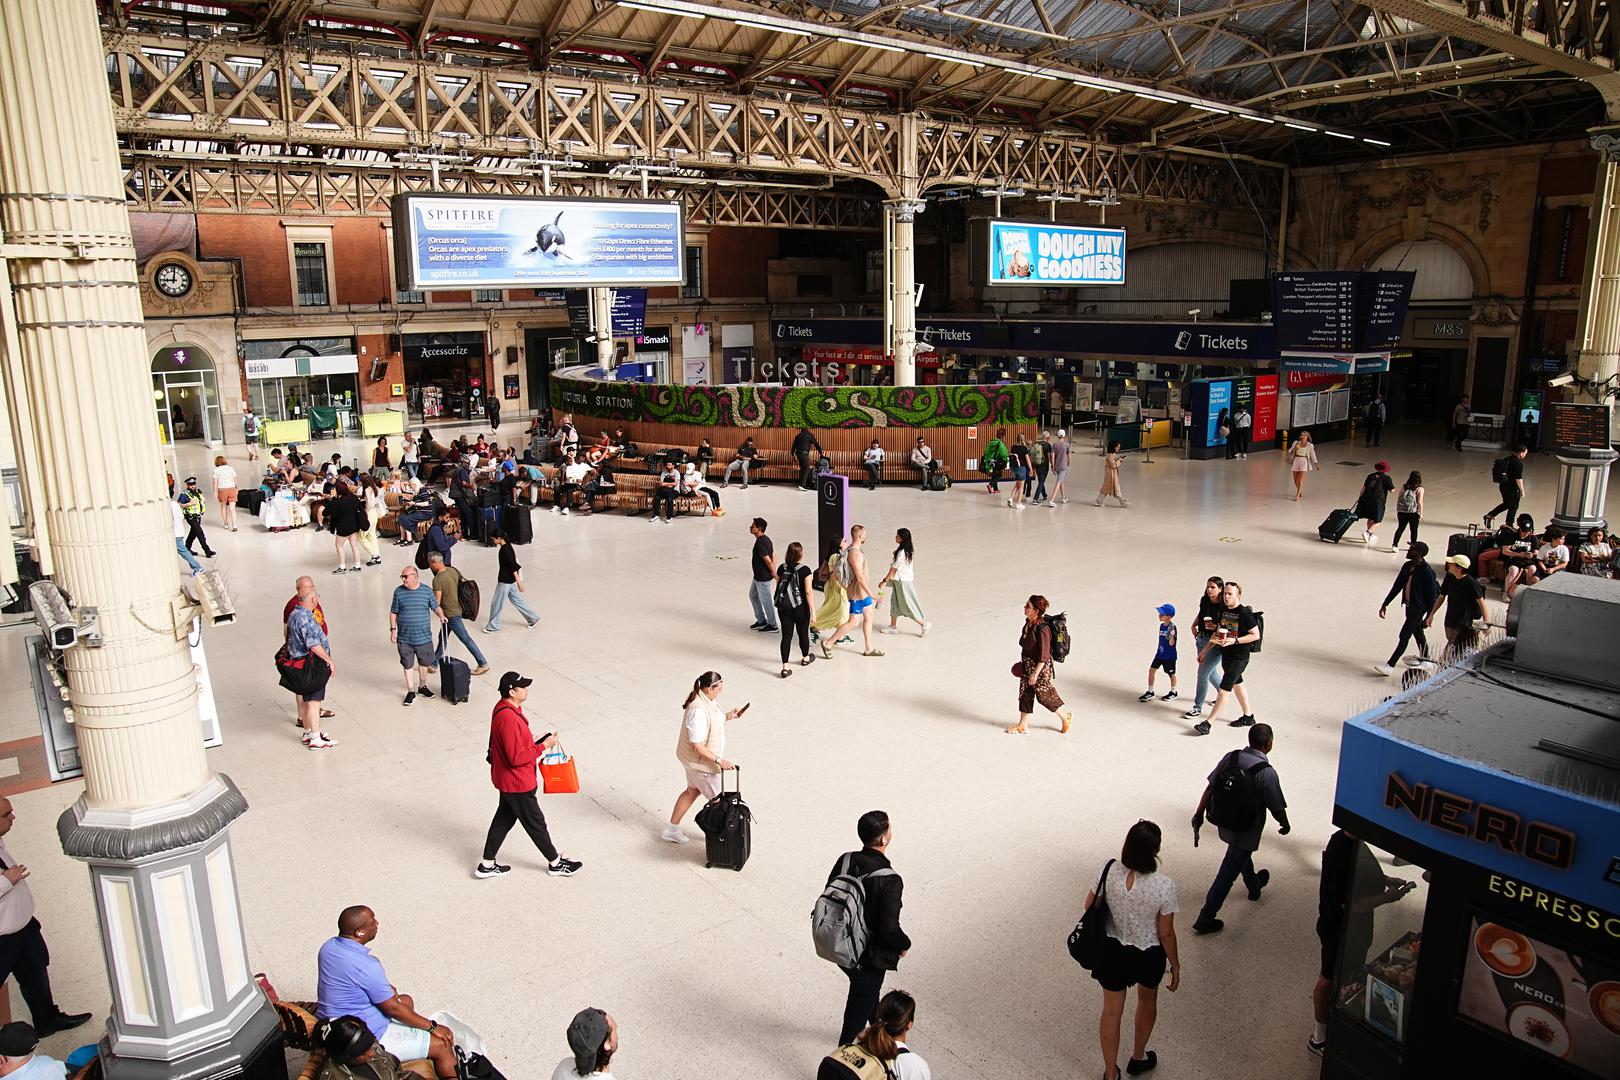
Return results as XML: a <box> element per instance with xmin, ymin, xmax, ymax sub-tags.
<box><xmin>985</xmin><ymin>221</ymin><xmax>1126</xmax><ymax>286</ymax></box>
<box><xmin>393</xmin><ymin>194</ymin><xmax>684</xmax><ymax>289</ymax></box>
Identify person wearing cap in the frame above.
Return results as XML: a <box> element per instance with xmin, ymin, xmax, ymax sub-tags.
<box><xmin>315</xmin><ymin>908</ymin><xmax>456</xmax><ymax>1079</ymax></box>
<box><xmin>314</xmin><ymin>1015</ymin><xmax>411</xmax><ymax>1080</ymax></box>
<box><xmin>476</xmin><ymin>673</ymin><xmax>582</xmax><ymax>880</ymax></box>
<box><xmin>178</xmin><ymin>477</ymin><xmax>216</xmax><ymax>558</ymax></box>
<box><xmin>1140</xmin><ymin>604</ymin><xmax>1179</xmax><ymax>703</ymax></box>
<box><xmin>0</xmin><ymin>1021</ymin><xmax>66</xmax><ymax>1078</ymax></box>
<box><xmin>1375</xmin><ymin>541</ymin><xmax>1439</xmax><ymax>676</ymax></box>
<box><xmin>552</xmin><ymin>1007</ymin><xmax>617</xmax><ymax>1079</ymax></box>
<box><xmin>909</xmin><ymin>436</ymin><xmax>938</xmax><ymax>491</ymax></box>
<box><xmin>170</xmin><ymin>497</ymin><xmax>203</xmax><ymax>575</ymax></box>
<box><xmin>1352</xmin><ymin>460</ymin><xmax>1394</xmax><ymax>548</ymax></box>
<box><xmin>1045</xmin><ymin>428</ymin><xmax>1071</xmax><ymax>506</ymax></box>
<box><xmin>1030</xmin><ymin>430</ymin><xmax>1052</xmax><ymax>503</ymax></box>
<box><xmin>1426</xmin><ymin>554</ymin><xmax>1489</xmax><ymax>656</ymax></box>
<box><xmin>0</xmin><ymin>800</ymin><xmax>89</xmax><ymax>1047</ymax></box>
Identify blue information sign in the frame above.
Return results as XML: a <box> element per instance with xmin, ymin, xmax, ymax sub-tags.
<box><xmin>986</xmin><ymin>220</ymin><xmax>1126</xmax><ymax>286</ymax></box>
<box><xmin>393</xmin><ymin>195</ymin><xmax>684</xmax><ymax>289</ymax></box>
<box><xmin>1206</xmin><ymin>380</ymin><xmax>1232</xmax><ymax>446</ymax></box>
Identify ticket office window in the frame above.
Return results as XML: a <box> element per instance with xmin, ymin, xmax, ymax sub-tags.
<box><xmin>1328</xmin><ymin>837</ymin><xmax>1429</xmax><ymax>1048</ymax></box>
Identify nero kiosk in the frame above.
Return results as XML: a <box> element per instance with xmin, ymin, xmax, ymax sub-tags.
<box><xmin>1322</xmin><ymin>574</ymin><xmax>1620</xmax><ymax>1080</ymax></box>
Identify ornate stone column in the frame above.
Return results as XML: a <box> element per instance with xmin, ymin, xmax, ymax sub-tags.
<box><xmin>0</xmin><ymin>2</ymin><xmax>278</xmax><ymax>1076</ymax></box>
<box><xmin>1577</xmin><ymin>133</ymin><xmax>1620</xmax><ymax>430</ymax></box>
<box><xmin>884</xmin><ymin>114</ymin><xmax>923</xmax><ymax>388</ymax></box>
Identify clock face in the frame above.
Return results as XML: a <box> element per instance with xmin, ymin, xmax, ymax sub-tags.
<box><xmin>154</xmin><ymin>263</ymin><xmax>193</xmax><ymax>298</ymax></box>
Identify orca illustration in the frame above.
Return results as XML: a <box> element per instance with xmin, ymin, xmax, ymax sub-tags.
<box><xmin>523</xmin><ymin>211</ymin><xmax>569</xmax><ymax>257</ymax></box>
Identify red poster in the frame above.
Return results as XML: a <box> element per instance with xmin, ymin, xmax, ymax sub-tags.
<box><xmin>1253</xmin><ymin>374</ymin><xmax>1279</xmax><ymax>442</ymax></box>
<box><xmin>1285</xmin><ymin>370</ymin><xmax>1343</xmax><ymax>391</ymax></box>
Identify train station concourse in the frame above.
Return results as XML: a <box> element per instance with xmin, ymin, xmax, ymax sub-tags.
<box><xmin>0</xmin><ymin>2</ymin><xmax>1617</xmax><ymax>1080</ymax></box>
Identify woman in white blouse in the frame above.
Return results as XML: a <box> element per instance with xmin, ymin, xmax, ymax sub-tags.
<box><xmin>878</xmin><ymin>528</ymin><xmax>930</xmax><ymax>636</ymax></box>
<box><xmin>211</xmin><ymin>455</ymin><xmax>240</xmax><ymax>531</ymax></box>
<box><xmin>1085</xmin><ymin>820</ymin><xmax>1181</xmax><ymax>1080</ymax></box>
<box><xmin>661</xmin><ymin>671</ymin><xmax>746</xmax><ymax>845</ymax></box>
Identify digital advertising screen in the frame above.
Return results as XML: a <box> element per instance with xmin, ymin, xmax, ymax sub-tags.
<box><xmin>393</xmin><ymin>194</ymin><xmax>685</xmax><ymax>289</ymax></box>
<box><xmin>984</xmin><ymin>220</ymin><xmax>1126</xmax><ymax>286</ymax></box>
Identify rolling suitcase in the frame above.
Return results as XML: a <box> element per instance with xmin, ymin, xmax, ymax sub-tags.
<box><xmin>436</xmin><ymin>629</ymin><xmax>470</xmax><ymax>705</ymax></box>
<box><xmin>502</xmin><ymin>504</ymin><xmax>533</xmax><ymax>544</ymax></box>
<box><xmin>1447</xmin><ymin>526</ymin><xmax>1491</xmax><ymax>565</ymax></box>
<box><xmin>1319</xmin><ymin>508</ymin><xmax>1357</xmax><ymax>543</ymax></box>
<box><xmin>477</xmin><ymin>504</ymin><xmax>501</xmax><ymax>545</ymax></box>
<box><xmin>237</xmin><ymin>488</ymin><xmax>265</xmax><ymax>515</ymax></box>
<box><xmin>695</xmin><ymin>766</ymin><xmax>751</xmax><ymax>871</ymax></box>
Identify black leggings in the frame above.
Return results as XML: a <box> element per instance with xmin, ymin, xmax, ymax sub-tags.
<box><xmin>778</xmin><ymin>603</ymin><xmax>810</xmax><ymax>662</ymax></box>
<box><xmin>1392</xmin><ymin>512</ymin><xmax>1421</xmax><ymax>547</ymax></box>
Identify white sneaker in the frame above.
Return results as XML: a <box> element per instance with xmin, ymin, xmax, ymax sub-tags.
<box><xmin>1015</xmin><ymin>503</ymin><xmax>1025</xmax><ymax>511</ymax></box>
<box><xmin>661</xmin><ymin>824</ymin><xmax>689</xmax><ymax>844</ymax></box>
<box><xmin>1006</xmin><ymin>498</ymin><xmax>1014</xmax><ymax>508</ymax></box>
<box><xmin>1402</xmin><ymin>656</ymin><xmax>1428</xmax><ymax>667</ymax></box>
<box><xmin>1367</xmin><ymin>534</ymin><xmax>1378</xmax><ymax>547</ymax></box>
<box><xmin>1373</xmin><ymin>663</ymin><xmax>1395</xmax><ymax>676</ymax></box>
<box><xmin>879</xmin><ymin>626</ymin><xmax>899</xmax><ymax>634</ymax></box>
<box><xmin>920</xmin><ymin>622</ymin><xmax>930</xmax><ymax>637</ymax></box>
<box><xmin>303</xmin><ymin>731</ymin><xmax>337</xmax><ymax>750</ymax></box>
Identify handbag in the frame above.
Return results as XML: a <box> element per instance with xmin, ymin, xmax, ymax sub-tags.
<box><xmin>274</xmin><ymin>645</ymin><xmax>330</xmax><ymax>697</ymax></box>
<box><xmin>1011</xmin><ymin>661</ymin><xmax>1026</xmax><ymax>678</ymax></box>
<box><xmin>539</xmin><ymin>742</ymin><xmax>580</xmax><ymax>794</ymax></box>
<box><xmin>1067</xmin><ymin>859</ymin><xmax>1114</xmax><ymax>970</ymax></box>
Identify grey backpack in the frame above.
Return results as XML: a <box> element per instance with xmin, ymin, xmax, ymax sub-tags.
<box><xmin>812</xmin><ymin>854</ymin><xmax>896</xmax><ymax>969</ymax></box>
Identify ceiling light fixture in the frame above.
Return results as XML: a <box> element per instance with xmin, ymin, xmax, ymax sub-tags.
<box><xmin>618</xmin><ymin>0</ymin><xmax>703</xmax><ymax>16</ymax></box>
<box><xmin>1237</xmin><ymin>114</ymin><xmax>1276</xmax><ymax>123</ymax></box>
<box><xmin>924</xmin><ymin>51</ymin><xmax>985</xmax><ymax>68</ymax></box>
<box><xmin>842</xmin><ymin>37</ymin><xmax>906</xmax><ymax>52</ymax></box>
<box><xmin>740</xmin><ymin>17</ymin><xmax>810</xmax><ymax>34</ymax></box>
<box><xmin>1325</xmin><ymin>130</ymin><xmax>1355</xmax><ymax>140</ymax></box>
<box><xmin>1191</xmin><ymin>104</ymin><xmax>1230</xmax><ymax>114</ymax></box>
<box><xmin>1133</xmin><ymin>90</ymin><xmax>1178</xmax><ymax>103</ymax></box>
<box><xmin>1023</xmin><ymin>71</ymin><xmax>1060</xmax><ymax>81</ymax></box>
<box><xmin>1283</xmin><ymin>122</ymin><xmax>1317</xmax><ymax>131</ymax></box>
<box><xmin>1362</xmin><ymin>137</ymin><xmax>1392</xmax><ymax>146</ymax></box>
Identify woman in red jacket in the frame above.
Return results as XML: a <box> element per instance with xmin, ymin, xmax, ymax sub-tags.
<box><xmin>476</xmin><ymin>672</ymin><xmax>583</xmax><ymax>880</ymax></box>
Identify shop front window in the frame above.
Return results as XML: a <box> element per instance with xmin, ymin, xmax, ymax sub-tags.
<box><xmin>1329</xmin><ymin>835</ymin><xmax>1428</xmax><ymax>1046</ymax></box>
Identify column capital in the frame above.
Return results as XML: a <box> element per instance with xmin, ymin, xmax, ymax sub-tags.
<box><xmin>884</xmin><ymin>198</ymin><xmax>926</xmax><ymax>223</ymax></box>
<box><xmin>1590</xmin><ymin>130</ymin><xmax>1620</xmax><ymax>164</ymax></box>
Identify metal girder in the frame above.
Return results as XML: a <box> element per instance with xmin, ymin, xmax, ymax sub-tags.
<box><xmin>1364</xmin><ymin>0</ymin><xmax>1620</xmax><ymax>108</ymax></box>
<box><xmin>120</xmin><ymin>154</ymin><xmax>884</xmax><ymax>228</ymax></box>
<box><xmin>106</xmin><ymin>32</ymin><xmax>1281</xmax><ymax>206</ymax></box>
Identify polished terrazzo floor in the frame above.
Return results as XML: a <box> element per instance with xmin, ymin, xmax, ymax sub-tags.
<box><xmin>7</xmin><ymin>423</ymin><xmax>1606</xmax><ymax>1079</ymax></box>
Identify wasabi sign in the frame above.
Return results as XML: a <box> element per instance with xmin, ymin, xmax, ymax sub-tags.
<box><xmin>986</xmin><ymin>220</ymin><xmax>1127</xmax><ymax>286</ymax></box>
<box><xmin>392</xmin><ymin>194</ymin><xmax>684</xmax><ymax>290</ymax></box>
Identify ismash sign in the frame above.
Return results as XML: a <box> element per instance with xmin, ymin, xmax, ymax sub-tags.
<box><xmin>985</xmin><ymin>220</ymin><xmax>1127</xmax><ymax>286</ymax></box>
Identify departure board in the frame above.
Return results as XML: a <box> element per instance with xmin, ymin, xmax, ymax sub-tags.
<box><xmin>1272</xmin><ymin>272</ymin><xmax>1356</xmax><ymax>351</ymax></box>
<box><xmin>1550</xmin><ymin>402</ymin><xmax>1612</xmax><ymax>450</ymax></box>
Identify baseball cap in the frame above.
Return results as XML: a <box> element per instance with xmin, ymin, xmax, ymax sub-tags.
<box><xmin>1446</xmin><ymin>554</ymin><xmax>1472</xmax><ymax>570</ymax></box>
<box><xmin>498</xmin><ymin>671</ymin><xmax>533</xmax><ymax>695</ymax></box>
<box><xmin>1155</xmin><ymin>603</ymin><xmax>1176</xmax><ymax>617</ymax></box>
<box><xmin>0</xmin><ymin>1022</ymin><xmax>38</xmax><ymax>1056</ymax></box>
<box><xmin>567</xmin><ymin>1008</ymin><xmax>609</xmax><ymax>1075</ymax></box>
<box><xmin>1058</xmin><ymin>429</ymin><xmax>1067</xmax><ymax>437</ymax></box>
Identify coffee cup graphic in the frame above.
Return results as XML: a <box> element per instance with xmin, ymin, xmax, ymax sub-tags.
<box><xmin>1475</xmin><ymin>923</ymin><xmax>1536</xmax><ymax>977</ymax></box>
<box><xmin>1590</xmin><ymin>981</ymin><xmax>1620</xmax><ymax>1036</ymax></box>
<box><xmin>1506</xmin><ymin>1002</ymin><xmax>1570</xmax><ymax>1058</ymax></box>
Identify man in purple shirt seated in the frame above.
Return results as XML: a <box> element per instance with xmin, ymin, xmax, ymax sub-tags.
<box><xmin>315</xmin><ymin>906</ymin><xmax>456</xmax><ymax>1078</ymax></box>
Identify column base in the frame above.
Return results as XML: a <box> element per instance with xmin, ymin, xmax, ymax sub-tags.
<box><xmin>1551</xmin><ymin>448</ymin><xmax>1617</xmax><ymax>535</ymax></box>
<box><xmin>99</xmin><ymin>1000</ymin><xmax>282</xmax><ymax>1080</ymax></box>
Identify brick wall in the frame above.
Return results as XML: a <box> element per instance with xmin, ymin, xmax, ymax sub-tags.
<box><xmin>707</xmin><ymin>225</ymin><xmax>778</xmax><ymax>298</ymax></box>
<box><xmin>358</xmin><ymin>333</ymin><xmax>403</xmax><ymax>410</ymax></box>
<box><xmin>200</xmin><ymin>215</ymin><xmax>292</xmax><ymax>307</ymax></box>
<box><xmin>334</xmin><ymin>218</ymin><xmax>390</xmax><ymax>305</ymax></box>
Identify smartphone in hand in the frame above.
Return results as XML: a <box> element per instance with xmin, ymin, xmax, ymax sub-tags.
<box><xmin>735</xmin><ymin>703</ymin><xmax>751</xmax><ymax>717</ymax></box>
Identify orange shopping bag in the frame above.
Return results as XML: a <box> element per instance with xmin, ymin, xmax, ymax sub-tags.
<box><xmin>539</xmin><ymin>744</ymin><xmax>579</xmax><ymax>794</ymax></box>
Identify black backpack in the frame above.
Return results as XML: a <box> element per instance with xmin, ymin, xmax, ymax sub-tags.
<box><xmin>1248</xmin><ymin>608</ymin><xmax>1264</xmax><ymax>654</ymax></box>
<box><xmin>774</xmin><ymin>567</ymin><xmax>804</xmax><ymax>610</ymax></box>
<box><xmin>414</xmin><ymin>536</ymin><xmax>433</xmax><ymax>571</ymax></box>
<box><xmin>1044</xmin><ymin>612</ymin><xmax>1072</xmax><ymax>662</ymax></box>
<box><xmin>457</xmin><ymin>576</ymin><xmax>481</xmax><ymax>622</ymax></box>
<box><xmin>1491</xmin><ymin>456</ymin><xmax>1510</xmax><ymax>484</ymax></box>
<box><xmin>1207</xmin><ymin>757</ymin><xmax>1271</xmax><ymax>831</ymax></box>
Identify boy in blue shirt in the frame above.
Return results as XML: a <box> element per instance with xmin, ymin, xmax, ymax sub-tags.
<box><xmin>1140</xmin><ymin>603</ymin><xmax>1179</xmax><ymax>702</ymax></box>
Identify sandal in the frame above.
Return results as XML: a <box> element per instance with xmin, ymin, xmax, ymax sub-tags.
<box><xmin>801</xmin><ymin>655</ymin><xmax>816</xmax><ymax>666</ymax></box>
<box><xmin>320</xmin><ymin>709</ymin><xmax>335</xmax><ymax>719</ymax></box>
<box><xmin>1004</xmin><ymin>724</ymin><xmax>1027</xmax><ymax>734</ymax></box>
<box><xmin>819</xmin><ymin>639</ymin><xmax>833</xmax><ymax>659</ymax></box>
<box><xmin>1060</xmin><ymin>711</ymin><xmax>1073</xmax><ymax>734</ymax></box>
<box><xmin>780</xmin><ymin>667</ymin><xmax>792</xmax><ymax>679</ymax></box>
<box><xmin>862</xmin><ymin>650</ymin><xmax>885</xmax><ymax>657</ymax></box>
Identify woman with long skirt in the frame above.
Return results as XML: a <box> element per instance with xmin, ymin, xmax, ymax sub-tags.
<box><xmin>878</xmin><ymin>528</ymin><xmax>930</xmax><ymax>636</ymax></box>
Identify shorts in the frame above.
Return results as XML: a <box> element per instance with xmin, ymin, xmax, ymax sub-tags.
<box><xmin>1219</xmin><ymin>650</ymin><xmax>1250</xmax><ymax>690</ymax></box>
<box><xmin>1319</xmin><ymin>920</ymin><xmax>1374</xmax><ymax>981</ymax></box>
<box><xmin>397</xmin><ymin>639</ymin><xmax>436</xmax><ymax>669</ymax></box>
<box><xmin>682</xmin><ymin>767</ymin><xmax>722</xmax><ymax>800</ymax></box>
<box><xmin>1151</xmin><ymin>657</ymin><xmax>1177</xmax><ymax>675</ymax></box>
<box><xmin>378</xmin><ymin>1021</ymin><xmax>432</xmax><ymax>1061</ymax></box>
<box><xmin>849</xmin><ymin>596</ymin><xmax>874</xmax><ymax>616</ymax></box>
<box><xmin>1011</xmin><ymin>466</ymin><xmax>1029</xmax><ymax>481</ymax></box>
<box><xmin>1092</xmin><ymin>936</ymin><xmax>1168</xmax><ymax>993</ymax></box>
<box><xmin>218</xmin><ymin>488</ymin><xmax>238</xmax><ymax>505</ymax></box>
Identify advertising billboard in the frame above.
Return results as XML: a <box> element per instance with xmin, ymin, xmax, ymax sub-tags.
<box><xmin>984</xmin><ymin>220</ymin><xmax>1126</xmax><ymax>286</ymax></box>
<box><xmin>392</xmin><ymin>195</ymin><xmax>684</xmax><ymax>289</ymax></box>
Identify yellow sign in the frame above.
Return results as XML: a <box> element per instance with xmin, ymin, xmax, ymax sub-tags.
<box><xmin>391</xmin><ymin>383</ymin><xmax>405</xmax><ymax>397</ymax></box>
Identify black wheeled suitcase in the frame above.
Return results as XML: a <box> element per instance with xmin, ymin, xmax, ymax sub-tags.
<box><xmin>695</xmin><ymin>766</ymin><xmax>751</xmax><ymax>871</ymax></box>
<box><xmin>502</xmin><ymin>504</ymin><xmax>533</xmax><ymax>544</ymax></box>
<box><xmin>1447</xmin><ymin>526</ymin><xmax>1491</xmax><ymax>565</ymax></box>
<box><xmin>437</xmin><ymin>629</ymin><xmax>471</xmax><ymax>704</ymax></box>
<box><xmin>237</xmin><ymin>488</ymin><xmax>265</xmax><ymax>515</ymax></box>
<box><xmin>1319</xmin><ymin>508</ymin><xmax>1357</xmax><ymax>543</ymax></box>
<box><xmin>477</xmin><ymin>504</ymin><xmax>501</xmax><ymax>545</ymax></box>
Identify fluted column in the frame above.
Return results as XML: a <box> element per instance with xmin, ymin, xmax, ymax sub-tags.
<box><xmin>0</xmin><ymin>2</ymin><xmax>277</xmax><ymax>1075</ymax></box>
<box><xmin>1578</xmin><ymin>135</ymin><xmax>1620</xmax><ymax>431</ymax></box>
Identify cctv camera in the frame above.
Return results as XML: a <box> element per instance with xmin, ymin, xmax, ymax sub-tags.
<box><xmin>1548</xmin><ymin>372</ymin><xmax>1575</xmax><ymax>388</ymax></box>
<box><xmin>190</xmin><ymin>570</ymin><xmax>237</xmax><ymax>627</ymax></box>
<box><xmin>1187</xmin><ymin>308</ymin><xmax>1202</xmax><ymax>317</ymax></box>
<box><xmin>29</xmin><ymin>581</ymin><xmax>78</xmax><ymax>651</ymax></box>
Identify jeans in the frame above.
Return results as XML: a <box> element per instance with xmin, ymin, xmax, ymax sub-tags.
<box><xmin>176</xmin><ymin>537</ymin><xmax>202</xmax><ymax>574</ymax></box>
<box><xmin>485</xmin><ymin>582</ymin><xmax>538</xmax><ymax>630</ymax></box>
<box><xmin>796</xmin><ymin>451</ymin><xmax>814</xmax><ymax>489</ymax></box>
<box><xmin>403</xmin><ymin>461</ymin><xmax>419</xmax><ymax>480</ymax></box>
<box><xmin>1365</xmin><ymin>422</ymin><xmax>1383</xmax><ymax>447</ymax></box>
<box><xmin>1192</xmin><ymin>634</ymin><xmax>1223</xmax><ymax>709</ymax></box>
<box><xmin>839</xmin><ymin>965</ymin><xmax>887</xmax><ymax>1045</ymax></box>
<box><xmin>398</xmin><ymin>509</ymin><xmax>434</xmax><ymax>539</ymax></box>
<box><xmin>482</xmin><ymin>788</ymin><xmax>557</xmax><ymax>863</ymax></box>
<box><xmin>1391</xmin><ymin>512</ymin><xmax>1420</xmax><ymax>547</ymax></box>
<box><xmin>0</xmin><ymin>919</ymin><xmax>64</xmax><ymax>1027</ymax></box>
<box><xmin>1032</xmin><ymin>464</ymin><xmax>1049</xmax><ymax>501</ymax></box>
<box><xmin>653</xmin><ymin>488</ymin><xmax>677</xmax><ymax>520</ymax></box>
<box><xmin>1388</xmin><ymin>608</ymin><xmax>1429</xmax><ymax>667</ymax></box>
<box><xmin>1486</xmin><ymin>482</ymin><xmax>1521</xmax><ymax>524</ymax></box>
<box><xmin>750</xmin><ymin>579</ymin><xmax>778</xmax><ymax>629</ymax></box>
<box><xmin>723</xmin><ymin>459</ymin><xmax>750</xmax><ymax>484</ymax></box>
<box><xmin>446</xmin><ymin>616</ymin><xmax>487</xmax><ymax>666</ymax></box>
<box><xmin>864</xmin><ymin>463</ymin><xmax>882</xmax><ymax>489</ymax></box>
<box><xmin>1198</xmin><ymin>841</ymin><xmax>1262</xmax><ymax>923</ymax></box>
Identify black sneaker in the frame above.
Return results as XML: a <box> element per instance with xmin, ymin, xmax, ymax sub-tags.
<box><xmin>1182</xmin><ymin>705</ymin><xmax>1203</xmax><ymax>719</ymax></box>
<box><xmin>1247</xmin><ymin>868</ymin><xmax>1271</xmax><ymax>901</ymax></box>
<box><xmin>402</xmin><ymin>691</ymin><xmax>416</xmax><ymax>706</ymax></box>
<box><xmin>1306</xmin><ymin>1038</ymin><xmax>1326</xmax><ymax>1057</ymax></box>
<box><xmin>1137</xmin><ymin>690</ymin><xmax>1156</xmax><ymax>702</ymax></box>
<box><xmin>1161</xmin><ymin>690</ymin><xmax>1179</xmax><ymax>701</ymax></box>
<box><xmin>1230</xmin><ymin>714</ymin><xmax>1255</xmax><ymax>727</ymax></box>
<box><xmin>417</xmin><ymin>686</ymin><xmax>435</xmax><ymax>699</ymax></box>
<box><xmin>1192</xmin><ymin>918</ymin><xmax>1224</xmax><ymax>935</ymax></box>
<box><xmin>547</xmin><ymin>857</ymin><xmax>583</xmax><ymax>877</ymax></box>
<box><xmin>1125</xmin><ymin>1050</ymin><xmax>1158</xmax><ymax>1076</ymax></box>
<box><xmin>749</xmin><ymin>622</ymin><xmax>766</xmax><ymax>630</ymax></box>
<box><xmin>1192</xmin><ymin>720</ymin><xmax>1211</xmax><ymax>735</ymax></box>
<box><xmin>474</xmin><ymin>862</ymin><xmax>511</xmax><ymax>879</ymax></box>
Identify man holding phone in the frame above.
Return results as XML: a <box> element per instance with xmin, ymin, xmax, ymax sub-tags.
<box><xmin>476</xmin><ymin>672</ymin><xmax>583</xmax><ymax>880</ymax></box>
